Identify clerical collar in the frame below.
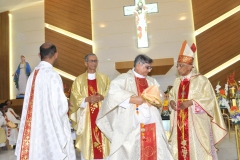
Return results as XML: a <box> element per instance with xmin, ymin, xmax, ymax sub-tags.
<box><xmin>88</xmin><ymin>73</ymin><xmax>96</xmax><ymax>80</ymax></box>
<box><xmin>132</xmin><ymin>68</ymin><xmax>145</xmax><ymax>78</ymax></box>
<box><xmin>182</xmin><ymin>71</ymin><xmax>192</xmax><ymax>81</ymax></box>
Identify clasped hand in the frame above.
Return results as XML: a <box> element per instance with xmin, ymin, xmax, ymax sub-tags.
<box><xmin>170</xmin><ymin>100</ymin><xmax>193</xmax><ymax>111</ymax></box>
<box><xmin>86</xmin><ymin>93</ymin><xmax>103</xmax><ymax>103</ymax></box>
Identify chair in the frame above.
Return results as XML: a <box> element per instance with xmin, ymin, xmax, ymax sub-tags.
<box><xmin>222</xmin><ymin>112</ymin><xmax>232</xmax><ymax>138</ymax></box>
<box><xmin>235</xmin><ymin>125</ymin><xmax>240</xmax><ymax>160</ymax></box>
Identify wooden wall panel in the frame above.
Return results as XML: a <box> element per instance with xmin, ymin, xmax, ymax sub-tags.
<box><xmin>209</xmin><ymin>62</ymin><xmax>240</xmax><ymax>88</ymax></box>
<box><xmin>196</xmin><ymin>11</ymin><xmax>240</xmax><ymax>75</ymax></box>
<box><xmin>45</xmin><ymin>0</ymin><xmax>92</xmax><ymax>40</ymax></box>
<box><xmin>45</xmin><ymin>0</ymin><xmax>92</xmax><ymax>85</ymax></box>
<box><xmin>192</xmin><ymin>0</ymin><xmax>240</xmax><ymax>30</ymax></box>
<box><xmin>192</xmin><ymin>0</ymin><xmax>240</xmax><ymax>86</ymax></box>
<box><xmin>0</xmin><ymin>11</ymin><xmax>9</xmax><ymax>99</ymax></box>
<box><xmin>45</xmin><ymin>28</ymin><xmax>91</xmax><ymax>76</ymax></box>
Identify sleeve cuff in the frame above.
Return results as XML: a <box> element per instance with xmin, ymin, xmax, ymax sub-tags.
<box><xmin>119</xmin><ymin>98</ymin><xmax>131</xmax><ymax>108</ymax></box>
<box><xmin>80</xmin><ymin>98</ymin><xmax>87</xmax><ymax>108</ymax></box>
<box><xmin>192</xmin><ymin>101</ymin><xmax>205</xmax><ymax>114</ymax></box>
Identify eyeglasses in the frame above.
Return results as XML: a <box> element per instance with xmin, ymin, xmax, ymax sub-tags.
<box><xmin>87</xmin><ymin>60</ymin><xmax>98</xmax><ymax>63</ymax></box>
<box><xmin>176</xmin><ymin>64</ymin><xmax>187</xmax><ymax>68</ymax></box>
<box><xmin>145</xmin><ymin>65</ymin><xmax>152</xmax><ymax>70</ymax></box>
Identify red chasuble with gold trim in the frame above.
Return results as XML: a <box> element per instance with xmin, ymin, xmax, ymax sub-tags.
<box><xmin>177</xmin><ymin>79</ymin><xmax>190</xmax><ymax>160</ymax></box>
<box><xmin>135</xmin><ymin>77</ymin><xmax>157</xmax><ymax>160</ymax></box>
<box><xmin>20</xmin><ymin>69</ymin><xmax>39</xmax><ymax>160</ymax></box>
<box><xmin>88</xmin><ymin>79</ymin><xmax>103</xmax><ymax>159</ymax></box>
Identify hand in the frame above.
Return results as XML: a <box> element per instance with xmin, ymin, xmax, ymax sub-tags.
<box><xmin>170</xmin><ymin>100</ymin><xmax>177</xmax><ymax>111</ymax></box>
<box><xmin>96</xmin><ymin>93</ymin><xmax>104</xmax><ymax>102</ymax></box>
<box><xmin>179</xmin><ymin>100</ymin><xmax>193</xmax><ymax>110</ymax></box>
<box><xmin>86</xmin><ymin>93</ymin><xmax>103</xmax><ymax>103</ymax></box>
<box><xmin>130</xmin><ymin>96</ymin><xmax>145</xmax><ymax>105</ymax></box>
<box><xmin>12</xmin><ymin>73</ymin><xmax>15</xmax><ymax>76</ymax></box>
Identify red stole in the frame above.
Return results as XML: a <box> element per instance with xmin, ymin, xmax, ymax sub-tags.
<box><xmin>135</xmin><ymin>77</ymin><xmax>157</xmax><ymax>160</ymax></box>
<box><xmin>20</xmin><ymin>69</ymin><xmax>39</xmax><ymax>160</ymax></box>
<box><xmin>177</xmin><ymin>79</ymin><xmax>190</xmax><ymax>160</ymax></box>
<box><xmin>3</xmin><ymin>113</ymin><xmax>11</xmax><ymax>137</ymax></box>
<box><xmin>87</xmin><ymin>79</ymin><xmax>103</xmax><ymax>159</ymax></box>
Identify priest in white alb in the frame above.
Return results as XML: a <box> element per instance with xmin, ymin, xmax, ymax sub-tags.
<box><xmin>96</xmin><ymin>54</ymin><xmax>173</xmax><ymax>160</ymax></box>
<box><xmin>2</xmin><ymin>101</ymin><xmax>20</xmax><ymax>146</ymax></box>
<box><xmin>15</xmin><ymin>42</ymin><xmax>76</xmax><ymax>160</ymax></box>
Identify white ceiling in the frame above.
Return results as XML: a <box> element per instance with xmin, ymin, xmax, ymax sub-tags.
<box><xmin>0</xmin><ymin>0</ymin><xmax>43</xmax><ymax>13</ymax></box>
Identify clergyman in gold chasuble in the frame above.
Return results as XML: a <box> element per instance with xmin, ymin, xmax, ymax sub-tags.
<box><xmin>169</xmin><ymin>41</ymin><xmax>227</xmax><ymax>160</ymax></box>
<box><xmin>70</xmin><ymin>53</ymin><xmax>110</xmax><ymax>160</ymax></box>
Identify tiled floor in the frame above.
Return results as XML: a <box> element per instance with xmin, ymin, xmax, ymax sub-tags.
<box><xmin>217</xmin><ymin>134</ymin><xmax>238</xmax><ymax>160</ymax></box>
<box><xmin>0</xmin><ymin>135</ymin><xmax>238</xmax><ymax>160</ymax></box>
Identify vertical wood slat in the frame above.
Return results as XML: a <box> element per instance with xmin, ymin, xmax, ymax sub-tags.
<box><xmin>0</xmin><ymin>11</ymin><xmax>9</xmax><ymax>99</ymax></box>
<box><xmin>192</xmin><ymin>0</ymin><xmax>240</xmax><ymax>30</ymax></box>
<box><xmin>191</xmin><ymin>0</ymin><xmax>240</xmax><ymax>87</ymax></box>
<box><xmin>45</xmin><ymin>0</ymin><xmax>92</xmax><ymax>40</ymax></box>
<box><xmin>45</xmin><ymin>0</ymin><xmax>92</xmax><ymax>85</ymax></box>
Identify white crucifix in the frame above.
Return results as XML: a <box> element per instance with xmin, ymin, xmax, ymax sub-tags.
<box><xmin>124</xmin><ymin>0</ymin><xmax>158</xmax><ymax>48</ymax></box>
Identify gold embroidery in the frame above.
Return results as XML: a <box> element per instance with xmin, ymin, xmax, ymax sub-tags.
<box><xmin>93</xmin><ymin>126</ymin><xmax>102</xmax><ymax>152</ymax></box>
<box><xmin>143</xmin><ymin>146</ymin><xmax>154</xmax><ymax>157</ymax></box>
<box><xmin>20</xmin><ymin>69</ymin><xmax>39</xmax><ymax>160</ymax></box>
<box><xmin>177</xmin><ymin>82</ymin><xmax>190</xmax><ymax>160</ymax></box>
<box><xmin>89</xmin><ymin>85</ymin><xmax>99</xmax><ymax>113</ymax></box>
<box><xmin>178</xmin><ymin>55</ymin><xmax>193</xmax><ymax>65</ymax></box>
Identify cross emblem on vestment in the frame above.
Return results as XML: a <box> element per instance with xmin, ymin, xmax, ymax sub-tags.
<box><xmin>123</xmin><ymin>0</ymin><xmax>158</xmax><ymax>48</ymax></box>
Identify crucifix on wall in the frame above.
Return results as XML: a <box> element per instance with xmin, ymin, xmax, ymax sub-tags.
<box><xmin>124</xmin><ymin>0</ymin><xmax>158</xmax><ymax>48</ymax></box>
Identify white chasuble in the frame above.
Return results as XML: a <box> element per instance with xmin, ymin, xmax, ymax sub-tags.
<box><xmin>15</xmin><ymin>61</ymin><xmax>76</xmax><ymax>160</ymax></box>
<box><xmin>96</xmin><ymin>69</ymin><xmax>173</xmax><ymax>160</ymax></box>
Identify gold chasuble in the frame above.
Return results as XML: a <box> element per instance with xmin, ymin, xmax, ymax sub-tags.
<box><xmin>169</xmin><ymin>72</ymin><xmax>227</xmax><ymax>160</ymax></box>
<box><xmin>0</xmin><ymin>128</ymin><xmax>6</xmax><ymax>144</ymax></box>
<box><xmin>70</xmin><ymin>72</ymin><xmax>110</xmax><ymax>160</ymax></box>
<box><xmin>135</xmin><ymin>77</ymin><xmax>157</xmax><ymax>160</ymax></box>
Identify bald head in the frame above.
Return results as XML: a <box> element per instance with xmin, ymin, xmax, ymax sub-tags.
<box><xmin>39</xmin><ymin>42</ymin><xmax>57</xmax><ymax>60</ymax></box>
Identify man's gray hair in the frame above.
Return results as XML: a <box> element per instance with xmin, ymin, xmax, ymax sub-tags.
<box><xmin>84</xmin><ymin>53</ymin><xmax>96</xmax><ymax>62</ymax></box>
<box><xmin>134</xmin><ymin>54</ymin><xmax>153</xmax><ymax>67</ymax></box>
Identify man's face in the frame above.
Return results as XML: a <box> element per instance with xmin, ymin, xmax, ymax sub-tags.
<box><xmin>85</xmin><ymin>55</ymin><xmax>98</xmax><ymax>71</ymax></box>
<box><xmin>6</xmin><ymin>101</ymin><xmax>11</xmax><ymax>107</ymax></box>
<box><xmin>2</xmin><ymin>105</ymin><xmax>8</xmax><ymax>113</ymax></box>
<box><xmin>135</xmin><ymin>63</ymin><xmax>152</xmax><ymax>77</ymax></box>
<box><xmin>176</xmin><ymin>62</ymin><xmax>193</xmax><ymax>76</ymax></box>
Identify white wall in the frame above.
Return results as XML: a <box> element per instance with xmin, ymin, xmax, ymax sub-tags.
<box><xmin>91</xmin><ymin>0</ymin><xmax>196</xmax><ymax>91</ymax></box>
<box><xmin>10</xmin><ymin>2</ymin><xmax>44</xmax><ymax>98</ymax></box>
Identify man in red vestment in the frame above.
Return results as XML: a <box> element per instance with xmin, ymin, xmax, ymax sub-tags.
<box><xmin>70</xmin><ymin>53</ymin><xmax>110</xmax><ymax>160</ymax></box>
<box><xmin>169</xmin><ymin>41</ymin><xmax>227</xmax><ymax>160</ymax></box>
<box><xmin>97</xmin><ymin>54</ymin><xmax>173</xmax><ymax>160</ymax></box>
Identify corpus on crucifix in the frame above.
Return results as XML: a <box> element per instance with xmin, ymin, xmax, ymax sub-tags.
<box><xmin>124</xmin><ymin>0</ymin><xmax>158</xmax><ymax>48</ymax></box>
